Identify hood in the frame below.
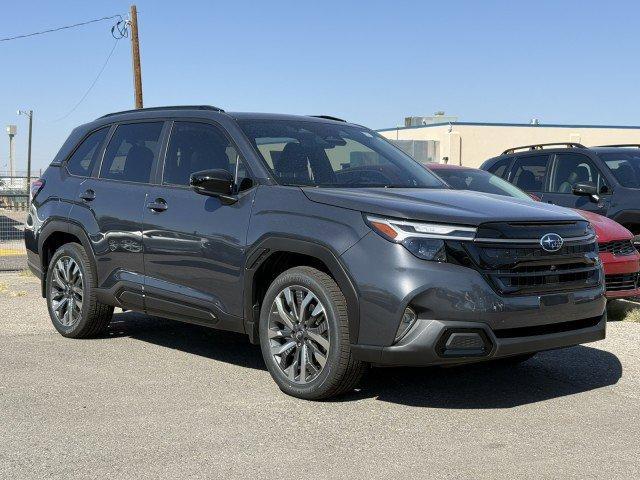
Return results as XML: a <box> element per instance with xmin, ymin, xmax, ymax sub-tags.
<box><xmin>301</xmin><ymin>187</ymin><xmax>584</xmax><ymax>226</ymax></box>
<box><xmin>572</xmin><ymin>209</ymin><xmax>632</xmax><ymax>242</ymax></box>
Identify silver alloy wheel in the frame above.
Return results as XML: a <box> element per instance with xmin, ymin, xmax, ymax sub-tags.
<box><xmin>268</xmin><ymin>285</ymin><xmax>330</xmax><ymax>384</ymax></box>
<box><xmin>49</xmin><ymin>256</ymin><xmax>84</xmax><ymax>327</ymax></box>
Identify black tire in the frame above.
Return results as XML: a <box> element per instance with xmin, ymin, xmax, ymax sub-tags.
<box><xmin>259</xmin><ymin>266</ymin><xmax>366</xmax><ymax>400</ymax></box>
<box><xmin>45</xmin><ymin>243</ymin><xmax>113</xmax><ymax>338</ymax></box>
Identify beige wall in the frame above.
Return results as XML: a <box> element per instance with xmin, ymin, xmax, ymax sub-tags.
<box><xmin>379</xmin><ymin>124</ymin><xmax>640</xmax><ymax>168</ymax></box>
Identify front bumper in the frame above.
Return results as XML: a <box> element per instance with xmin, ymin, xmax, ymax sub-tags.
<box><xmin>352</xmin><ymin>313</ymin><xmax>606</xmax><ymax>366</ymax></box>
<box><xmin>341</xmin><ymin>231</ymin><xmax>607</xmax><ymax>366</ymax></box>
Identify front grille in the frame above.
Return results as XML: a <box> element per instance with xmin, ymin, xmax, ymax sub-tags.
<box><xmin>605</xmin><ymin>272</ymin><xmax>640</xmax><ymax>292</ymax></box>
<box><xmin>599</xmin><ymin>240</ymin><xmax>637</xmax><ymax>256</ymax></box>
<box><xmin>493</xmin><ymin>263</ymin><xmax>598</xmax><ymax>293</ymax></box>
<box><xmin>479</xmin><ymin>242</ymin><xmax>594</xmax><ymax>261</ymax></box>
<box><xmin>462</xmin><ymin>220</ymin><xmax>601</xmax><ymax>296</ymax></box>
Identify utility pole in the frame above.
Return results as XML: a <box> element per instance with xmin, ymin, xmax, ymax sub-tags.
<box><xmin>129</xmin><ymin>5</ymin><xmax>143</xmax><ymax>109</ymax></box>
<box><xmin>18</xmin><ymin>110</ymin><xmax>33</xmax><ymax>205</ymax></box>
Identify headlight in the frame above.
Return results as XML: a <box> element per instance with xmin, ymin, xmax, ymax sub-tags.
<box><xmin>402</xmin><ymin>237</ymin><xmax>447</xmax><ymax>261</ymax></box>
<box><xmin>365</xmin><ymin>215</ymin><xmax>476</xmax><ymax>261</ymax></box>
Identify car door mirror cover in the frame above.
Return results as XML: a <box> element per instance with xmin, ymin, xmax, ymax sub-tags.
<box><xmin>190</xmin><ymin>169</ymin><xmax>236</xmax><ymax>201</ymax></box>
<box><xmin>572</xmin><ymin>181</ymin><xmax>597</xmax><ymax>196</ymax></box>
<box><xmin>572</xmin><ymin>182</ymin><xmax>601</xmax><ymax>204</ymax></box>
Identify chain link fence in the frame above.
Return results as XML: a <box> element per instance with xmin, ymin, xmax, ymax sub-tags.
<box><xmin>1</xmin><ymin>172</ymin><xmax>37</xmax><ymax>271</ymax></box>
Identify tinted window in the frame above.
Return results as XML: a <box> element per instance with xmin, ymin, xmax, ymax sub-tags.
<box><xmin>511</xmin><ymin>155</ymin><xmax>549</xmax><ymax>191</ymax></box>
<box><xmin>485</xmin><ymin>157</ymin><xmax>511</xmax><ymax>178</ymax></box>
<box><xmin>549</xmin><ymin>153</ymin><xmax>609</xmax><ymax>194</ymax></box>
<box><xmin>100</xmin><ymin>122</ymin><xmax>163</xmax><ymax>183</ymax></box>
<box><xmin>238</xmin><ymin>120</ymin><xmax>444</xmax><ymax>188</ymax></box>
<box><xmin>599</xmin><ymin>151</ymin><xmax>640</xmax><ymax>188</ymax></box>
<box><xmin>163</xmin><ymin>122</ymin><xmax>249</xmax><ymax>188</ymax></box>
<box><xmin>66</xmin><ymin>128</ymin><xmax>109</xmax><ymax>176</ymax></box>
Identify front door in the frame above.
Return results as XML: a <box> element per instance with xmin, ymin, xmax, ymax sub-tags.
<box><xmin>141</xmin><ymin>121</ymin><xmax>256</xmax><ymax>330</ymax></box>
<box><xmin>542</xmin><ymin>153</ymin><xmax>610</xmax><ymax>215</ymax></box>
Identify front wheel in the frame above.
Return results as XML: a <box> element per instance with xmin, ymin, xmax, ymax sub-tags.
<box><xmin>259</xmin><ymin>266</ymin><xmax>366</xmax><ymax>400</ymax></box>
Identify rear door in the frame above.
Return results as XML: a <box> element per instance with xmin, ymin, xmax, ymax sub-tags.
<box><xmin>506</xmin><ymin>153</ymin><xmax>550</xmax><ymax>199</ymax></box>
<box><xmin>542</xmin><ymin>152</ymin><xmax>610</xmax><ymax>214</ymax></box>
<box><xmin>141</xmin><ymin>120</ymin><xmax>256</xmax><ymax>329</ymax></box>
<box><xmin>75</xmin><ymin>121</ymin><xmax>166</xmax><ymax>308</ymax></box>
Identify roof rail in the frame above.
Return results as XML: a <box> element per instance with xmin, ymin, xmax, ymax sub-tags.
<box><xmin>501</xmin><ymin>142</ymin><xmax>586</xmax><ymax>155</ymax></box>
<box><xmin>99</xmin><ymin>105</ymin><xmax>225</xmax><ymax>119</ymax></box>
<box><xmin>309</xmin><ymin>115</ymin><xmax>346</xmax><ymax>122</ymax></box>
<box><xmin>595</xmin><ymin>144</ymin><xmax>640</xmax><ymax>148</ymax></box>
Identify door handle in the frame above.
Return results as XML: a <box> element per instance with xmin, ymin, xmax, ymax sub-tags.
<box><xmin>79</xmin><ymin>189</ymin><xmax>96</xmax><ymax>202</ymax></box>
<box><xmin>147</xmin><ymin>198</ymin><xmax>168</xmax><ymax>212</ymax></box>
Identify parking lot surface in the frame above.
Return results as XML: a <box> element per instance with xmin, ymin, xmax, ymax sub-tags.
<box><xmin>1</xmin><ymin>271</ymin><xmax>639</xmax><ymax>479</ymax></box>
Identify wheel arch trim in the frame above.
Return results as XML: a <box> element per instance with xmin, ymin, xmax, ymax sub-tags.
<box><xmin>243</xmin><ymin>236</ymin><xmax>360</xmax><ymax>344</ymax></box>
<box><xmin>38</xmin><ymin>219</ymin><xmax>97</xmax><ymax>296</ymax></box>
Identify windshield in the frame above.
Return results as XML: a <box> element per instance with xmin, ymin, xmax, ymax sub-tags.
<box><xmin>435</xmin><ymin>168</ymin><xmax>533</xmax><ymax>201</ymax></box>
<box><xmin>238</xmin><ymin>119</ymin><xmax>445</xmax><ymax>188</ymax></box>
<box><xmin>598</xmin><ymin>151</ymin><xmax>640</xmax><ymax>188</ymax></box>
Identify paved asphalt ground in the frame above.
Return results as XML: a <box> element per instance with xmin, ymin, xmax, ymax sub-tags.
<box><xmin>1</xmin><ymin>271</ymin><xmax>639</xmax><ymax>479</ymax></box>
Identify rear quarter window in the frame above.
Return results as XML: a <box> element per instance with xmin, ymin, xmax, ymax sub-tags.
<box><xmin>484</xmin><ymin>157</ymin><xmax>511</xmax><ymax>178</ymax></box>
<box><xmin>66</xmin><ymin>127</ymin><xmax>109</xmax><ymax>177</ymax></box>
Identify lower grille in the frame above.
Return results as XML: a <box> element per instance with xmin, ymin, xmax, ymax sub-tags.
<box><xmin>605</xmin><ymin>272</ymin><xmax>640</xmax><ymax>292</ymax></box>
<box><xmin>599</xmin><ymin>240</ymin><xmax>637</xmax><ymax>256</ymax></box>
<box><xmin>493</xmin><ymin>315</ymin><xmax>603</xmax><ymax>338</ymax></box>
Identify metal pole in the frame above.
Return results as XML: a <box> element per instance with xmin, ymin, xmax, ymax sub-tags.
<box><xmin>130</xmin><ymin>5</ymin><xmax>143</xmax><ymax>109</ymax></box>
<box><xmin>26</xmin><ymin>110</ymin><xmax>33</xmax><ymax>205</ymax></box>
<box><xmin>8</xmin><ymin>134</ymin><xmax>14</xmax><ymax>176</ymax></box>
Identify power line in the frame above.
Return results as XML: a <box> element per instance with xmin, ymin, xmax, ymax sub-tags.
<box><xmin>50</xmin><ymin>38</ymin><xmax>122</xmax><ymax>122</ymax></box>
<box><xmin>0</xmin><ymin>14</ymin><xmax>123</xmax><ymax>43</ymax></box>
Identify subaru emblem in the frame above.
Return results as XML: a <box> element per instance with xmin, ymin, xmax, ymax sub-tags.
<box><xmin>540</xmin><ymin>233</ymin><xmax>564</xmax><ymax>253</ymax></box>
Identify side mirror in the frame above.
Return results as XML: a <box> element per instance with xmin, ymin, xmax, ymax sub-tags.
<box><xmin>572</xmin><ymin>182</ymin><xmax>599</xmax><ymax>203</ymax></box>
<box><xmin>190</xmin><ymin>169</ymin><xmax>236</xmax><ymax>203</ymax></box>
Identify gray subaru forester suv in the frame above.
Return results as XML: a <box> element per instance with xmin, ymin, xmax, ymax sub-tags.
<box><xmin>25</xmin><ymin>106</ymin><xmax>606</xmax><ymax>399</ymax></box>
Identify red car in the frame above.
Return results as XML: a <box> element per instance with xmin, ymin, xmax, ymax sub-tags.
<box><xmin>429</xmin><ymin>163</ymin><xmax>640</xmax><ymax>299</ymax></box>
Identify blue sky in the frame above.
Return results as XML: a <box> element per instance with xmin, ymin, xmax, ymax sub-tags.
<box><xmin>1</xmin><ymin>0</ymin><xmax>639</xmax><ymax>171</ymax></box>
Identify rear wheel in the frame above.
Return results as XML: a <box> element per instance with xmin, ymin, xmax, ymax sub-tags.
<box><xmin>46</xmin><ymin>243</ymin><xmax>113</xmax><ymax>338</ymax></box>
<box><xmin>259</xmin><ymin>266</ymin><xmax>366</xmax><ymax>400</ymax></box>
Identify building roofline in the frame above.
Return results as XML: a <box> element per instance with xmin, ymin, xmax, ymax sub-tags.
<box><xmin>377</xmin><ymin>121</ymin><xmax>640</xmax><ymax>132</ymax></box>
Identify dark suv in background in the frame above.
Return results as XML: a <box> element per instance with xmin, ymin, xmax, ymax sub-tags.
<box><xmin>26</xmin><ymin>107</ymin><xmax>606</xmax><ymax>399</ymax></box>
<box><xmin>481</xmin><ymin>142</ymin><xmax>640</xmax><ymax>242</ymax></box>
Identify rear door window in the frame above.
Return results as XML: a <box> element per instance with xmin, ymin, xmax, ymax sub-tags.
<box><xmin>510</xmin><ymin>155</ymin><xmax>549</xmax><ymax>191</ymax></box>
<box><xmin>66</xmin><ymin>128</ymin><xmax>109</xmax><ymax>177</ymax></box>
<box><xmin>100</xmin><ymin>122</ymin><xmax>164</xmax><ymax>183</ymax></box>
